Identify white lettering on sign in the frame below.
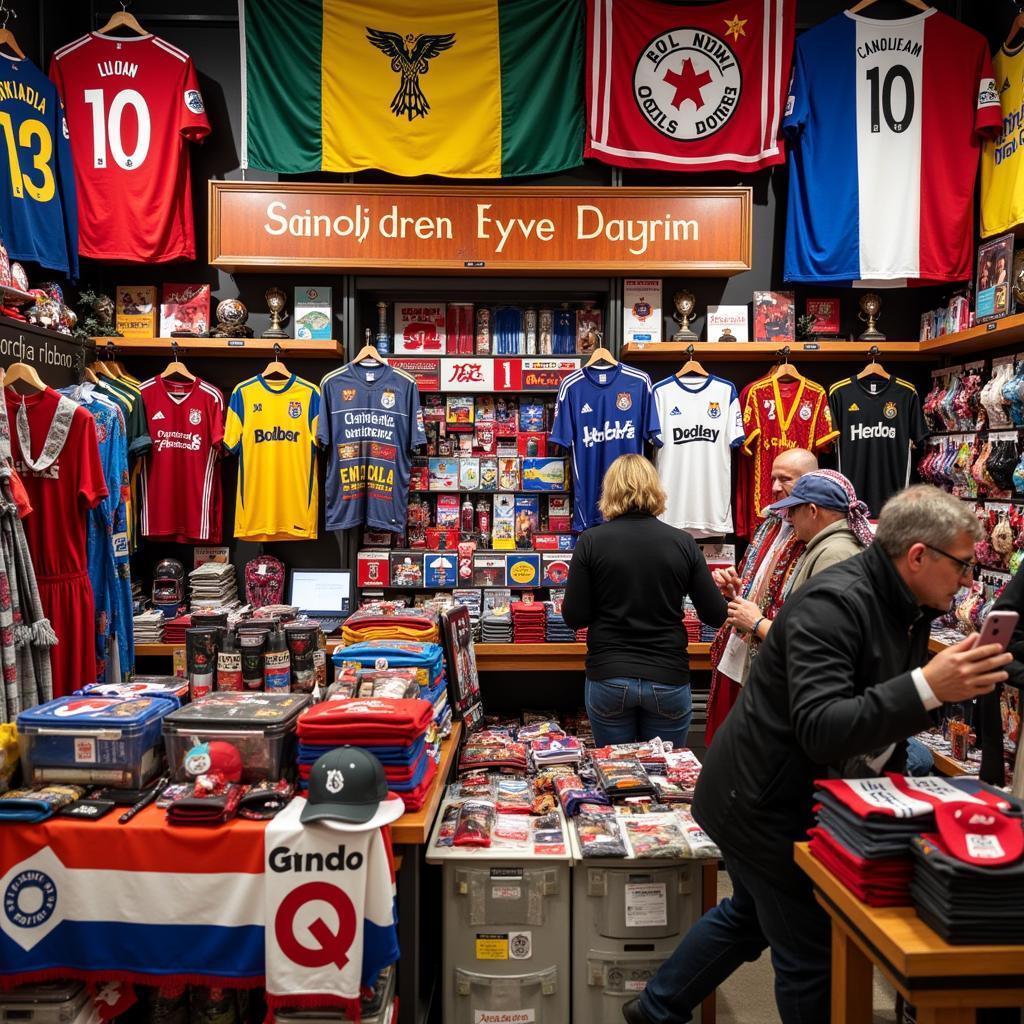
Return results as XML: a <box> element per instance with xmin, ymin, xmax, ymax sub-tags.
<box><xmin>576</xmin><ymin>205</ymin><xmax>699</xmax><ymax>256</ymax></box>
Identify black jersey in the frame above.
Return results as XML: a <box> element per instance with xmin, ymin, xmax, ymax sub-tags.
<box><xmin>828</xmin><ymin>376</ymin><xmax>929</xmax><ymax>518</ymax></box>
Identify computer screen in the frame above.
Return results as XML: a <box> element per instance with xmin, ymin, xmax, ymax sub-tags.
<box><xmin>289</xmin><ymin>570</ymin><xmax>352</xmax><ymax>615</ymax></box>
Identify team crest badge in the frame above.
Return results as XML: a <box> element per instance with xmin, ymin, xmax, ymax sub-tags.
<box><xmin>381</xmin><ymin>389</ymin><xmax>396</xmax><ymax>409</ymax></box>
<box><xmin>883</xmin><ymin>401</ymin><xmax>898</xmax><ymax>419</ymax></box>
<box><xmin>184</xmin><ymin>89</ymin><xmax>205</xmax><ymax>114</ymax></box>
<box><xmin>798</xmin><ymin>402</ymin><xmax>812</xmax><ymax>422</ymax></box>
<box><xmin>366</xmin><ymin>28</ymin><xmax>456</xmax><ymax>121</ymax></box>
<box><xmin>707</xmin><ymin>401</ymin><xmax>721</xmax><ymax>419</ymax></box>
<box><xmin>189</xmin><ymin>408</ymin><xmax>202</xmax><ymax>425</ymax></box>
<box><xmin>616</xmin><ymin>391</ymin><xmax>633</xmax><ymax>411</ymax></box>
<box><xmin>633</xmin><ymin>28</ymin><xmax>741</xmax><ymax>141</ymax></box>
<box><xmin>325</xmin><ymin>769</ymin><xmax>344</xmax><ymax>794</ymax></box>
<box><xmin>288</xmin><ymin>400</ymin><xmax>301</xmax><ymax>419</ymax></box>
<box><xmin>342</xmin><ymin>389</ymin><xmax>356</xmax><ymax>402</ymax></box>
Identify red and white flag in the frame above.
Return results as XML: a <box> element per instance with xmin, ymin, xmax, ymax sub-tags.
<box><xmin>586</xmin><ymin>0</ymin><xmax>795</xmax><ymax>172</ymax></box>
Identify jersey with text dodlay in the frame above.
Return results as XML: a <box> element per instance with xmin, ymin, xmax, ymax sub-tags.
<box><xmin>653</xmin><ymin>374</ymin><xmax>743</xmax><ymax>537</ymax></box>
<box><xmin>318</xmin><ymin>363</ymin><xmax>426</xmax><ymax>533</ymax></box>
<box><xmin>742</xmin><ymin>375</ymin><xmax>837</xmax><ymax>522</ymax></box>
<box><xmin>783</xmin><ymin>9</ymin><xmax>1000</xmax><ymax>284</ymax></box>
<box><xmin>138</xmin><ymin>375</ymin><xmax>224</xmax><ymax>543</ymax></box>
<box><xmin>49</xmin><ymin>32</ymin><xmax>210</xmax><ymax>262</ymax></box>
<box><xmin>828</xmin><ymin>376</ymin><xmax>929</xmax><ymax>519</ymax></box>
<box><xmin>550</xmin><ymin>363</ymin><xmax>661</xmax><ymax>531</ymax></box>
<box><xmin>0</xmin><ymin>56</ymin><xmax>78</xmax><ymax>276</ymax></box>
<box><xmin>223</xmin><ymin>374</ymin><xmax>320</xmax><ymax>541</ymax></box>
<box><xmin>981</xmin><ymin>43</ymin><xmax>1024</xmax><ymax>237</ymax></box>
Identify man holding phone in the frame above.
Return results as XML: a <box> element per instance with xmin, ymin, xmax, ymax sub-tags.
<box><xmin>623</xmin><ymin>485</ymin><xmax>1012</xmax><ymax>1024</ymax></box>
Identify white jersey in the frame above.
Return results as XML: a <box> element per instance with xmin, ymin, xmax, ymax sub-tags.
<box><xmin>653</xmin><ymin>374</ymin><xmax>744</xmax><ymax>537</ymax></box>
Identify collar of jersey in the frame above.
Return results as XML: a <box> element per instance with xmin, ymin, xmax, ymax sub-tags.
<box><xmin>582</xmin><ymin>363</ymin><xmax>622</xmax><ymax>388</ymax></box>
<box><xmin>91</xmin><ymin>31</ymin><xmax>154</xmax><ymax>42</ymax></box>
<box><xmin>673</xmin><ymin>373</ymin><xmax>715</xmax><ymax>395</ymax></box>
<box><xmin>843</xmin><ymin>8</ymin><xmax>932</xmax><ymax>25</ymax></box>
<box><xmin>157</xmin><ymin>374</ymin><xmax>198</xmax><ymax>406</ymax></box>
<box><xmin>350</xmin><ymin>363</ymin><xmax>394</xmax><ymax>389</ymax></box>
<box><xmin>257</xmin><ymin>373</ymin><xmax>296</xmax><ymax>394</ymax></box>
<box><xmin>853</xmin><ymin>374</ymin><xmax>893</xmax><ymax>401</ymax></box>
<box><xmin>771</xmin><ymin>374</ymin><xmax>806</xmax><ymax>436</ymax></box>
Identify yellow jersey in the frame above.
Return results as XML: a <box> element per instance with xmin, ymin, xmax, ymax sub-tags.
<box><xmin>223</xmin><ymin>373</ymin><xmax>320</xmax><ymax>541</ymax></box>
<box><xmin>981</xmin><ymin>43</ymin><xmax>1024</xmax><ymax>237</ymax></box>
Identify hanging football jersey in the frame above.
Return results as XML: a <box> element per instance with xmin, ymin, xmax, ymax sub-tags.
<box><xmin>981</xmin><ymin>42</ymin><xmax>1024</xmax><ymax>237</ymax></box>
<box><xmin>783</xmin><ymin>8</ymin><xmax>1000</xmax><ymax>284</ymax></box>
<box><xmin>0</xmin><ymin>55</ymin><xmax>78</xmax><ymax>276</ymax></box>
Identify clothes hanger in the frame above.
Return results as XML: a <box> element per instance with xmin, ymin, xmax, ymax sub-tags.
<box><xmin>771</xmin><ymin>346</ymin><xmax>801</xmax><ymax>382</ymax></box>
<box><xmin>160</xmin><ymin>340</ymin><xmax>195</xmax><ymax>382</ymax></box>
<box><xmin>584</xmin><ymin>345</ymin><xmax>618</xmax><ymax>369</ymax></box>
<box><xmin>675</xmin><ymin>345</ymin><xmax>708</xmax><ymax>378</ymax></box>
<box><xmin>847</xmin><ymin>0</ymin><xmax>929</xmax><ymax>12</ymax></box>
<box><xmin>97</xmin><ymin>1</ymin><xmax>148</xmax><ymax>36</ymax></box>
<box><xmin>1006</xmin><ymin>5</ymin><xmax>1024</xmax><ymax>48</ymax></box>
<box><xmin>353</xmin><ymin>329</ymin><xmax>388</xmax><ymax>366</ymax></box>
<box><xmin>0</xmin><ymin>5</ymin><xmax>25</xmax><ymax>60</ymax></box>
<box><xmin>857</xmin><ymin>345</ymin><xmax>891</xmax><ymax>381</ymax></box>
<box><xmin>4</xmin><ymin>362</ymin><xmax>46</xmax><ymax>392</ymax></box>
<box><xmin>262</xmin><ymin>343</ymin><xmax>290</xmax><ymax>380</ymax></box>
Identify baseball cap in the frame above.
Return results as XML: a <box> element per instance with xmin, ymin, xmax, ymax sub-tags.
<box><xmin>301</xmin><ymin>746</ymin><xmax>389</xmax><ymax>825</ymax></box>
<box><xmin>934</xmin><ymin>800</ymin><xmax>1024</xmax><ymax>867</ymax></box>
<box><xmin>767</xmin><ymin>473</ymin><xmax>850</xmax><ymax>513</ymax></box>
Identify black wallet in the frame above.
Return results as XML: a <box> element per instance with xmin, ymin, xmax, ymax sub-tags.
<box><xmin>59</xmin><ymin>799</ymin><xmax>117</xmax><ymax>820</ymax></box>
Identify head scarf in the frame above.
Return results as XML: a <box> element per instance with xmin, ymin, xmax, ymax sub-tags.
<box><xmin>801</xmin><ymin>468</ymin><xmax>875</xmax><ymax>548</ymax></box>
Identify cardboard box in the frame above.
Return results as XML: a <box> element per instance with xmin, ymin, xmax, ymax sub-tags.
<box><xmin>424</xmin><ymin>552</ymin><xmax>458</xmax><ymax>588</ymax></box>
<box><xmin>116</xmin><ymin>285</ymin><xmax>157</xmax><ymax>337</ymax></box>
<box><xmin>394</xmin><ymin>302</ymin><xmax>446</xmax><ymax>354</ymax></box>
<box><xmin>390</xmin><ymin>552</ymin><xmax>424</xmax><ymax>588</ymax></box>
<box><xmin>542</xmin><ymin>552</ymin><xmax>572</xmax><ymax>586</ymax></box>
<box><xmin>160</xmin><ymin>283</ymin><xmax>210</xmax><ymax>337</ymax></box>
<box><xmin>498</xmin><ymin>456</ymin><xmax>520</xmax><ymax>491</ymax></box>
<box><xmin>428</xmin><ymin>458</ymin><xmax>459</xmax><ymax>491</ymax></box>
<box><xmin>479</xmin><ymin>457</ymin><xmax>498</xmax><ymax>491</ymax></box>
<box><xmin>506</xmin><ymin>553</ymin><xmax>541</xmax><ymax>587</ymax></box>
<box><xmin>459</xmin><ymin>457</ymin><xmax>481</xmax><ymax>491</ymax></box>
<box><xmin>623</xmin><ymin>278</ymin><xmax>662</xmax><ymax>343</ymax></box>
<box><xmin>357</xmin><ymin>551</ymin><xmax>390</xmax><ymax>587</ymax></box>
<box><xmin>492</xmin><ymin>494</ymin><xmax>516</xmax><ymax>550</ymax></box>
<box><xmin>473</xmin><ymin>553</ymin><xmax>507</xmax><ymax>587</ymax></box>
<box><xmin>514</xmin><ymin>496</ymin><xmax>539</xmax><ymax>547</ymax></box>
<box><xmin>706</xmin><ymin>304</ymin><xmax>749</xmax><ymax>343</ymax></box>
<box><xmin>425</xmin><ymin>527</ymin><xmax>460</xmax><ymax>550</ymax></box>
<box><xmin>522</xmin><ymin>457</ymin><xmax>566</xmax><ymax>491</ymax></box>
<box><xmin>294</xmin><ymin>286</ymin><xmax>332</xmax><ymax>339</ymax></box>
<box><xmin>435</xmin><ymin>494</ymin><xmax>461</xmax><ymax>528</ymax></box>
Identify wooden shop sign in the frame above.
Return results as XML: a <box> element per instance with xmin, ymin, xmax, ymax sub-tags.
<box><xmin>209</xmin><ymin>182</ymin><xmax>752</xmax><ymax>275</ymax></box>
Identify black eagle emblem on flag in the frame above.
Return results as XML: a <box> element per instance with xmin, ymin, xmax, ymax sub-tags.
<box><xmin>366</xmin><ymin>28</ymin><xmax>457</xmax><ymax>121</ymax></box>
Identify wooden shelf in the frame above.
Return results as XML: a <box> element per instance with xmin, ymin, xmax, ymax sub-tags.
<box><xmin>920</xmin><ymin>311</ymin><xmax>1024</xmax><ymax>358</ymax></box>
<box><xmin>391</xmin><ymin>721</ymin><xmax>461</xmax><ymax>845</ymax></box>
<box><xmin>622</xmin><ymin>340</ymin><xmax>926</xmax><ymax>361</ymax></box>
<box><xmin>93</xmin><ymin>336</ymin><xmax>343</xmax><ymax>358</ymax></box>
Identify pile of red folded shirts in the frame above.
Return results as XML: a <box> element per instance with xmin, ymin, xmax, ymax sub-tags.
<box><xmin>341</xmin><ymin>608</ymin><xmax>440</xmax><ymax>644</ymax></box>
<box><xmin>574</xmin><ymin>627</ymin><xmax>588</xmax><ymax>642</ymax></box>
<box><xmin>682</xmin><ymin>613</ymin><xmax>702</xmax><ymax>645</ymax></box>
<box><xmin>511</xmin><ymin>601</ymin><xmax>546</xmax><ymax>643</ymax></box>
<box><xmin>296</xmin><ymin>697</ymin><xmax>437</xmax><ymax>811</ymax></box>
<box><xmin>458</xmin><ymin>732</ymin><xmax>529</xmax><ymax>775</ymax></box>
<box><xmin>808</xmin><ymin>774</ymin><xmax>1012</xmax><ymax>907</ymax></box>
<box><xmin>162</xmin><ymin>614</ymin><xmax>192</xmax><ymax>645</ymax></box>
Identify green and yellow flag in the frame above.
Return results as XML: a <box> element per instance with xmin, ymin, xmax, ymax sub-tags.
<box><xmin>240</xmin><ymin>0</ymin><xmax>584</xmax><ymax>178</ymax></box>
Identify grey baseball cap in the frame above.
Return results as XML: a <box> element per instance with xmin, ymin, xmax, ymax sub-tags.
<box><xmin>301</xmin><ymin>746</ymin><xmax>389</xmax><ymax>825</ymax></box>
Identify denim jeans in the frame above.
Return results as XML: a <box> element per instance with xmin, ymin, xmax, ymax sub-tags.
<box><xmin>905</xmin><ymin>736</ymin><xmax>934</xmax><ymax>776</ymax></box>
<box><xmin>637</xmin><ymin>856</ymin><xmax>831</xmax><ymax>1024</ymax></box>
<box><xmin>584</xmin><ymin>677</ymin><xmax>692</xmax><ymax>748</ymax></box>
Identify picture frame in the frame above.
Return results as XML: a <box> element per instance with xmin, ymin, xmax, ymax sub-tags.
<box><xmin>975</xmin><ymin>232</ymin><xmax>1014</xmax><ymax>324</ymax></box>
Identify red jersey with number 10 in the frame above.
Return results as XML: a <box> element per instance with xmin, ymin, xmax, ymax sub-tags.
<box><xmin>49</xmin><ymin>32</ymin><xmax>210</xmax><ymax>262</ymax></box>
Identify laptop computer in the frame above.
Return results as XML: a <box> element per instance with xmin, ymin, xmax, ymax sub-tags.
<box><xmin>288</xmin><ymin>568</ymin><xmax>352</xmax><ymax>636</ymax></box>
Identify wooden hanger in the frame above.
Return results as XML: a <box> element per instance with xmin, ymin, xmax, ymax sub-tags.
<box><xmin>353</xmin><ymin>329</ymin><xmax>387</xmax><ymax>366</ymax></box>
<box><xmin>0</xmin><ymin>5</ymin><xmax>24</xmax><ymax>59</ymax></box>
<box><xmin>1007</xmin><ymin>8</ymin><xmax>1024</xmax><ymax>49</ymax></box>
<box><xmin>160</xmin><ymin>341</ymin><xmax>195</xmax><ymax>382</ymax></box>
<box><xmin>584</xmin><ymin>346</ymin><xmax>618</xmax><ymax>368</ymax></box>
<box><xmin>100</xmin><ymin>341</ymin><xmax>128</xmax><ymax>380</ymax></box>
<box><xmin>847</xmin><ymin>0</ymin><xmax>929</xmax><ymax>12</ymax></box>
<box><xmin>771</xmin><ymin>346</ymin><xmax>801</xmax><ymax>382</ymax></box>
<box><xmin>675</xmin><ymin>345</ymin><xmax>708</xmax><ymax>378</ymax></box>
<box><xmin>97</xmin><ymin>1</ymin><xmax>147</xmax><ymax>36</ymax></box>
<box><xmin>262</xmin><ymin>343</ymin><xmax>290</xmax><ymax>380</ymax></box>
<box><xmin>4</xmin><ymin>362</ymin><xmax>46</xmax><ymax>392</ymax></box>
<box><xmin>857</xmin><ymin>345</ymin><xmax>891</xmax><ymax>381</ymax></box>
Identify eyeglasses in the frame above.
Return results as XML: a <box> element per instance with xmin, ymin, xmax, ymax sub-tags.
<box><xmin>922</xmin><ymin>543</ymin><xmax>977</xmax><ymax>578</ymax></box>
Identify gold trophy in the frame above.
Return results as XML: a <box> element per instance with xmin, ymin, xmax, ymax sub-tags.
<box><xmin>671</xmin><ymin>289</ymin><xmax>698</xmax><ymax>342</ymax></box>
<box><xmin>262</xmin><ymin>287</ymin><xmax>289</xmax><ymax>339</ymax></box>
<box><xmin>857</xmin><ymin>292</ymin><xmax>885</xmax><ymax>341</ymax></box>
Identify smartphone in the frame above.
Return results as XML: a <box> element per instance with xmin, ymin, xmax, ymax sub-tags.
<box><xmin>974</xmin><ymin>610</ymin><xmax>1019</xmax><ymax>651</ymax></box>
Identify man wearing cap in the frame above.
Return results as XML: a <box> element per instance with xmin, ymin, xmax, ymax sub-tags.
<box><xmin>622</xmin><ymin>485</ymin><xmax>1012</xmax><ymax>1024</ymax></box>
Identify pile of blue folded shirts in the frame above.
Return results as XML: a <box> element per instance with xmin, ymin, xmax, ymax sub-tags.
<box><xmin>544</xmin><ymin>603</ymin><xmax>576</xmax><ymax>642</ymax></box>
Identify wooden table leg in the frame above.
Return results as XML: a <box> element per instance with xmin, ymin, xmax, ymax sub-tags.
<box><xmin>914</xmin><ymin>1009</ymin><xmax>976</xmax><ymax>1024</ymax></box>
<box><xmin>830</xmin><ymin>923</ymin><xmax>873</xmax><ymax>1024</ymax></box>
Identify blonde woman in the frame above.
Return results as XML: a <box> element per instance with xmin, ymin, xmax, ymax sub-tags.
<box><xmin>562</xmin><ymin>454</ymin><xmax>727</xmax><ymax>747</ymax></box>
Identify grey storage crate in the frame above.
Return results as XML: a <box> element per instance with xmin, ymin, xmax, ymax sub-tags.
<box><xmin>0</xmin><ymin>983</ymin><xmax>89</xmax><ymax>1024</ymax></box>
<box><xmin>452</xmin><ymin>965</ymin><xmax>563</xmax><ymax>1024</ymax></box>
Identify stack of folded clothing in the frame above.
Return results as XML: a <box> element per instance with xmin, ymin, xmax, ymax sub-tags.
<box><xmin>451</xmin><ymin>590</ymin><xmax>482</xmax><ymax>641</ymax></box>
<box><xmin>574</xmin><ymin>626</ymin><xmax>588</xmax><ymax>643</ymax></box>
<box><xmin>296</xmin><ymin>698</ymin><xmax>437</xmax><ymax>811</ymax></box>
<box><xmin>481</xmin><ymin>610</ymin><xmax>513</xmax><ymax>643</ymax></box>
<box><xmin>809</xmin><ymin>774</ymin><xmax>1015</xmax><ymax>908</ymax></box>
<box><xmin>163</xmin><ymin>614</ymin><xmax>191</xmax><ymax>645</ymax></box>
<box><xmin>133</xmin><ymin>608</ymin><xmax>165</xmax><ymax>643</ymax></box>
<box><xmin>332</xmin><ymin>640</ymin><xmax>451</xmax><ymax>751</ymax></box>
<box><xmin>543</xmin><ymin>603</ymin><xmax>576</xmax><ymax>642</ymax></box>
<box><xmin>910</xmin><ymin>809</ymin><xmax>1024</xmax><ymax>944</ymax></box>
<box><xmin>341</xmin><ymin>607</ymin><xmax>439</xmax><ymax>644</ymax></box>
<box><xmin>189</xmin><ymin>562</ymin><xmax>239</xmax><ymax>610</ymax></box>
<box><xmin>682</xmin><ymin>611</ymin><xmax>702</xmax><ymax>645</ymax></box>
<box><xmin>531</xmin><ymin>733</ymin><xmax>584</xmax><ymax>767</ymax></box>
<box><xmin>594</xmin><ymin>756</ymin><xmax>656</xmax><ymax>803</ymax></box>
<box><xmin>511</xmin><ymin>600</ymin><xmax>546</xmax><ymax>643</ymax></box>
<box><xmin>458</xmin><ymin>734</ymin><xmax>529</xmax><ymax>775</ymax></box>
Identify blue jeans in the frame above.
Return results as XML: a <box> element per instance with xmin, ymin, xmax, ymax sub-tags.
<box><xmin>585</xmin><ymin>677</ymin><xmax>692</xmax><ymax>748</ymax></box>
<box><xmin>905</xmin><ymin>736</ymin><xmax>934</xmax><ymax>776</ymax></box>
<box><xmin>638</xmin><ymin>856</ymin><xmax>831</xmax><ymax>1024</ymax></box>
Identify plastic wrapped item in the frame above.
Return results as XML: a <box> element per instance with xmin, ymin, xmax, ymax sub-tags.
<box><xmin>576</xmin><ymin>810</ymin><xmax>627</xmax><ymax>858</ymax></box>
<box><xmin>491</xmin><ymin>812</ymin><xmax>531</xmax><ymax>848</ymax></box>
<box><xmin>453</xmin><ymin>798</ymin><xmax>496</xmax><ymax>847</ymax></box>
<box><xmin>435</xmin><ymin>800</ymin><xmax>463</xmax><ymax>847</ymax></box>
<box><xmin>494</xmin><ymin>776</ymin><xmax>532</xmax><ymax>814</ymax></box>
<box><xmin>622</xmin><ymin>816</ymin><xmax>690</xmax><ymax>858</ymax></box>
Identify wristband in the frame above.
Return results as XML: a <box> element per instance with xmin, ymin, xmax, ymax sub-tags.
<box><xmin>751</xmin><ymin>616</ymin><xmax>766</xmax><ymax>639</ymax></box>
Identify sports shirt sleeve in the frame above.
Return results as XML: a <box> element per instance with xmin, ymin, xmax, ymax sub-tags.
<box><xmin>223</xmin><ymin>385</ymin><xmax>244</xmax><ymax>454</ymax></box>
<box><xmin>179</xmin><ymin>58</ymin><xmax>211</xmax><ymax>142</ymax></box>
<box><xmin>408</xmin><ymin>383</ymin><xmax>427</xmax><ymax>452</ymax></box>
<box><xmin>781</xmin><ymin>41</ymin><xmax>808</xmax><ymax>138</ymax></box>
<box><xmin>741</xmin><ymin>384</ymin><xmax>761</xmax><ymax>454</ymax></box>
<box><xmin>812</xmin><ymin>391</ymin><xmax>839</xmax><ymax>448</ymax></box>
<box><xmin>549</xmin><ymin>387</ymin><xmax>573</xmax><ymax>449</ymax></box>
<box><xmin>643</xmin><ymin>378</ymin><xmax>662</xmax><ymax>447</ymax></box>
<box><xmin>909</xmin><ymin>388</ymin><xmax>929</xmax><ymax>448</ymax></box>
<box><xmin>308</xmin><ymin>385</ymin><xmax>320</xmax><ymax>441</ymax></box>
<box><xmin>727</xmin><ymin>384</ymin><xmax>744</xmax><ymax>448</ymax></box>
<box><xmin>974</xmin><ymin>45</ymin><xmax>1002</xmax><ymax>138</ymax></box>
<box><xmin>78</xmin><ymin>413</ymin><xmax>109</xmax><ymax>510</ymax></box>
<box><xmin>55</xmin><ymin>95</ymin><xmax>78</xmax><ymax>280</ymax></box>
<box><xmin>316</xmin><ymin>377</ymin><xmax>332</xmax><ymax>447</ymax></box>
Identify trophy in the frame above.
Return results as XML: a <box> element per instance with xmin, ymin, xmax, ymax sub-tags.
<box><xmin>671</xmin><ymin>289</ymin><xmax>699</xmax><ymax>342</ymax></box>
<box><xmin>211</xmin><ymin>298</ymin><xmax>254</xmax><ymax>338</ymax></box>
<box><xmin>857</xmin><ymin>292</ymin><xmax>885</xmax><ymax>341</ymax></box>
<box><xmin>374</xmin><ymin>301</ymin><xmax>390</xmax><ymax>356</ymax></box>
<box><xmin>262</xmin><ymin>287</ymin><xmax>289</xmax><ymax>339</ymax></box>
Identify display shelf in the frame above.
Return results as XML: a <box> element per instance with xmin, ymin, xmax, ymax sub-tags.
<box><xmin>930</xmin><ymin>749</ymin><xmax>969</xmax><ymax>777</ymax></box>
<box><xmin>920</xmin><ymin>311</ymin><xmax>1024</xmax><ymax>358</ymax></box>
<box><xmin>622</xmin><ymin>340</ymin><xmax>926</xmax><ymax>361</ymax></box>
<box><xmin>391</xmin><ymin>721</ymin><xmax>461</xmax><ymax>845</ymax></box>
<box><xmin>92</xmin><ymin>336</ymin><xmax>344</xmax><ymax>358</ymax></box>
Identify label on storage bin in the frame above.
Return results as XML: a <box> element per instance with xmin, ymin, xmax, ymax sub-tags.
<box><xmin>508</xmin><ymin>931</ymin><xmax>532</xmax><ymax>959</ymax></box>
<box><xmin>473</xmin><ymin>1012</ymin><xmax>535</xmax><ymax>1024</ymax></box>
<box><xmin>625</xmin><ymin>883</ymin><xmax>667</xmax><ymax>928</ymax></box>
<box><xmin>625</xmin><ymin>979</ymin><xmax>647</xmax><ymax>992</ymax></box>
<box><xmin>475</xmin><ymin>933</ymin><xmax>509</xmax><ymax>960</ymax></box>
<box><xmin>491</xmin><ymin>885</ymin><xmax>521</xmax><ymax>900</ymax></box>
<box><xmin>74</xmin><ymin>738</ymin><xmax>97</xmax><ymax>763</ymax></box>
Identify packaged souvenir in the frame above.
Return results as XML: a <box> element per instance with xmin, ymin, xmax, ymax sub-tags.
<box><xmin>622</xmin><ymin>816</ymin><xmax>690</xmax><ymax>858</ymax></box>
<box><xmin>453</xmin><ymin>798</ymin><xmax>496</xmax><ymax>847</ymax></box>
<box><xmin>491</xmin><ymin>812</ymin><xmax>531</xmax><ymax>847</ymax></box>
<box><xmin>594</xmin><ymin>757</ymin><xmax>655</xmax><ymax>798</ymax></box>
<box><xmin>576</xmin><ymin>810</ymin><xmax>628</xmax><ymax>857</ymax></box>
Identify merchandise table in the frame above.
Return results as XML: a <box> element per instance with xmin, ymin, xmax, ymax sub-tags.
<box><xmin>795</xmin><ymin>843</ymin><xmax>1024</xmax><ymax>1024</ymax></box>
<box><xmin>0</xmin><ymin>725</ymin><xmax>461</xmax><ymax>1024</ymax></box>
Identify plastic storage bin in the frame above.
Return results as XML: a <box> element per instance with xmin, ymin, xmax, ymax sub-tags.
<box><xmin>17</xmin><ymin>695</ymin><xmax>174</xmax><ymax>788</ymax></box>
<box><xmin>0</xmin><ymin>981</ymin><xmax>89</xmax><ymax>1024</ymax></box>
<box><xmin>272</xmin><ymin>964</ymin><xmax>395</xmax><ymax>1024</ymax></box>
<box><xmin>162</xmin><ymin>692</ymin><xmax>310</xmax><ymax>782</ymax></box>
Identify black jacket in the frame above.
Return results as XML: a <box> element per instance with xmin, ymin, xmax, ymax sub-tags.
<box><xmin>693</xmin><ymin>542</ymin><xmax>938</xmax><ymax>886</ymax></box>
<box><xmin>561</xmin><ymin>511</ymin><xmax>727</xmax><ymax>685</ymax></box>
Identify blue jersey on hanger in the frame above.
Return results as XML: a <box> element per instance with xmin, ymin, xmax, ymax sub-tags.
<box><xmin>0</xmin><ymin>55</ymin><xmax>77</xmax><ymax>277</ymax></box>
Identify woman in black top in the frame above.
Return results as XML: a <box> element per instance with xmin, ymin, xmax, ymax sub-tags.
<box><xmin>562</xmin><ymin>454</ymin><xmax>728</xmax><ymax>747</ymax></box>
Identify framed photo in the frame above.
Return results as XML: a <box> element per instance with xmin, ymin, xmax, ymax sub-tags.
<box><xmin>975</xmin><ymin>232</ymin><xmax>1014</xmax><ymax>324</ymax></box>
<box><xmin>805</xmin><ymin>297</ymin><xmax>840</xmax><ymax>337</ymax></box>
<box><xmin>752</xmin><ymin>291</ymin><xmax>795</xmax><ymax>342</ymax></box>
